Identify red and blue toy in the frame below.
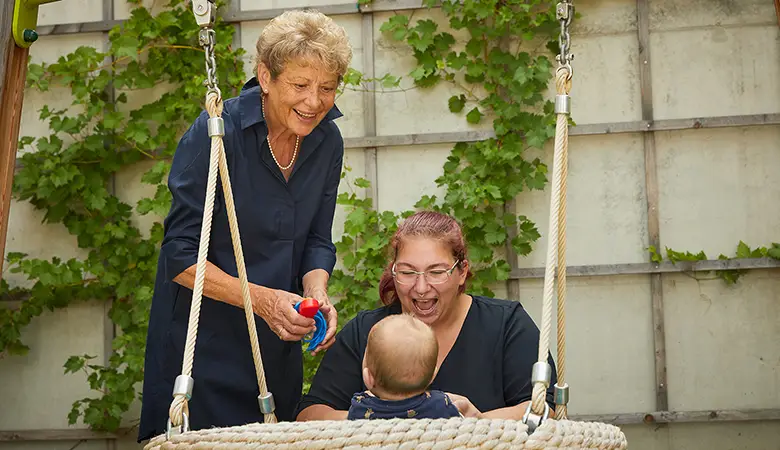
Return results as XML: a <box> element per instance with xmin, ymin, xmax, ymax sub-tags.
<box><xmin>294</xmin><ymin>298</ymin><xmax>327</xmax><ymax>352</ymax></box>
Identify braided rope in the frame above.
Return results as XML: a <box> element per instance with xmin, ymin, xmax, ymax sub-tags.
<box><xmin>146</xmin><ymin>417</ymin><xmax>626</xmax><ymax>449</ymax></box>
<box><xmin>554</xmin><ymin>67</ymin><xmax>572</xmax><ymax>421</ymax></box>
<box><xmin>168</xmin><ymin>92</ymin><xmax>276</xmax><ymax>428</ymax></box>
<box><xmin>215</xmin><ymin>92</ymin><xmax>276</xmax><ymax>424</ymax></box>
<box><xmin>167</xmin><ymin>93</ymin><xmax>224</xmax><ymax>428</ymax></box>
<box><xmin>530</xmin><ymin>66</ymin><xmax>572</xmax><ymax>417</ymax></box>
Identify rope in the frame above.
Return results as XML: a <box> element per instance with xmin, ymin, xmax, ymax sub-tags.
<box><xmin>167</xmin><ymin>93</ymin><xmax>223</xmax><ymax>428</ymax></box>
<box><xmin>554</xmin><ymin>67</ymin><xmax>572</xmax><ymax>421</ymax></box>
<box><xmin>168</xmin><ymin>91</ymin><xmax>277</xmax><ymax>429</ymax></box>
<box><xmin>214</xmin><ymin>90</ymin><xmax>276</xmax><ymax>424</ymax></box>
<box><xmin>530</xmin><ymin>66</ymin><xmax>572</xmax><ymax>417</ymax></box>
<box><xmin>146</xmin><ymin>417</ymin><xmax>627</xmax><ymax>449</ymax></box>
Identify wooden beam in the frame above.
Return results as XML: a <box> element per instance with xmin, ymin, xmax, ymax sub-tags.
<box><xmin>0</xmin><ymin>2</ymin><xmax>30</xmax><ymax>281</ymax></box>
<box><xmin>636</xmin><ymin>0</ymin><xmax>668</xmax><ymax>413</ymax></box>
<box><xmin>361</xmin><ymin>13</ymin><xmax>379</xmax><ymax>203</ymax></box>
<box><xmin>3</xmin><ymin>408</ymin><xmax>778</xmax><ymax>441</ymax></box>
<box><xmin>510</xmin><ymin>257</ymin><xmax>780</xmax><ymax>279</ymax></box>
<box><xmin>337</xmin><ymin>113</ymin><xmax>780</xmax><ymax>149</ymax></box>
<box><xmin>10</xmin><ymin>112</ymin><xmax>780</xmax><ymax>174</ymax></box>
<box><xmin>4</xmin><ymin>257</ymin><xmax>776</xmax><ymax>303</ymax></box>
<box><xmin>572</xmin><ymin>408</ymin><xmax>780</xmax><ymax>426</ymax></box>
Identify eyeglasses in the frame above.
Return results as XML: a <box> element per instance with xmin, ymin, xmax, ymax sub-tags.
<box><xmin>392</xmin><ymin>260</ymin><xmax>460</xmax><ymax>285</ymax></box>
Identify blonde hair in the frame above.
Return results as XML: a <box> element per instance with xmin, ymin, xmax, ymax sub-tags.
<box><xmin>364</xmin><ymin>314</ymin><xmax>438</xmax><ymax>397</ymax></box>
<box><xmin>255</xmin><ymin>9</ymin><xmax>353</xmax><ymax>80</ymax></box>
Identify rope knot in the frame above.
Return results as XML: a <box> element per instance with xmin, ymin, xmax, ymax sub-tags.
<box><xmin>206</xmin><ymin>91</ymin><xmax>223</xmax><ymax>117</ymax></box>
<box><xmin>555</xmin><ymin>67</ymin><xmax>572</xmax><ymax>95</ymax></box>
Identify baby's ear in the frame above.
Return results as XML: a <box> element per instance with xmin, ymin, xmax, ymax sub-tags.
<box><xmin>362</xmin><ymin>366</ymin><xmax>374</xmax><ymax>390</ymax></box>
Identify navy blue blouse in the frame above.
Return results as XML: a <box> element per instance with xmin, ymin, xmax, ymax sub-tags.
<box><xmin>138</xmin><ymin>78</ymin><xmax>345</xmax><ymax>442</ymax></box>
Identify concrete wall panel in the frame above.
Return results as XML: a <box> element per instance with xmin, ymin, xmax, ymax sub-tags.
<box><xmin>114</xmin><ymin>0</ymin><xmax>161</xmax><ymax>21</ymax></box>
<box><xmin>0</xmin><ymin>442</ymin><xmax>107</xmax><ymax>450</ymax></box>
<box><xmin>515</xmin><ymin>133</ymin><xmax>648</xmax><ymax>269</ymax></box>
<box><xmin>375</xmin><ymin>144</ymin><xmax>451</xmax><ymax>214</ymax></box>
<box><xmin>240</xmin><ymin>0</ymin><xmax>356</xmax><ymax>11</ymax></box>
<box><xmin>665</xmin><ymin>420</ymin><xmax>780</xmax><ymax>450</ymax></box>
<box><xmin>649</xmin><ymin>0</ymin><xmax>776</xmax><ymax>30</ymax></box>
<box><xmin>0</xmin><ymin>301</ymin><xmax>107</xmax><ymax>430</ymax></box>
<box><xmin>656</xmin><ymin>126</ymin><xmax>780</xmax><ymax>257</ymax></box>
<box><xmin>373</xmin><ymin>9</ymin><xmax>492</xmax><ymax>136</ymax></box>
<box><xmin>573</xmin><ymin>0</ymin><xmax>637</xmax><ymax>36</ymax></box>
<box><xmin>567</xmin><ymin>33</ymin><xmax>642</xmax><ymax>125</ymax></box>
<box><xmin>518</xmin><ymin>275</ymin><xmax>656</xmax><ymax>414</ymax></box>
<box><xmin>621</xmin><ymin>421</ymin><xmax>780</xmax><ymax>450</ymax></box>
<box><xmin>664</xmin><ymin>270</ymin><xmax>780</xmax><ymax>411</ymax></box>
<box><xmin>651</xmin><ymin>26</ymin><xmax>780</xmax><ymax>120</ymax></box>
<box><xmin>37</xmin><ymin>0</ymin><xmax>103</xmax><ymax>26</ymax></box>
<box><xmin>114</xmin><ymin>160</ymin><xmax>165</xmax><ymax>240</ymax></box>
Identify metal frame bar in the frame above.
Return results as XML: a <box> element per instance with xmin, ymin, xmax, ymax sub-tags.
<box><xmin>3</xmin><ymin>407</ymin><xmax>778</xmax><ymax>442</ymax></box>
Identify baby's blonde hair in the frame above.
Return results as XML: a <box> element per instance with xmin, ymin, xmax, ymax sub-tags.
<box><xmin>255</xmin><ymin>9</ymin><xmax>353</xmax><ymax>80</ymax></box>
<box><xmin>364</xmin><ymin>314</ymin><xmax>438</xmax><ymax>396</ymax></box>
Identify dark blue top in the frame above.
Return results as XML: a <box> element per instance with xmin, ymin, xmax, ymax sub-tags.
<box><xmin>296</xmin><ymin>296</ymin><xmax>557</xmax><ymax>418</ymax></box>
<box><xmin>347</xmin><ymin>390</ymin><xmax>462</xmax><ymax>420</ymax></box>
<box><xmin>138</xmin><ymin>78</ymin><xmax>345</xmax><ymax>442</ymax></box>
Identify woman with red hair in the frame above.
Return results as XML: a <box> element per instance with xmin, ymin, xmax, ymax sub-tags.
<box><xmin>295</xmin><ymin>210</ymin><xmax>557</xmax><ymax>420</ymax></box>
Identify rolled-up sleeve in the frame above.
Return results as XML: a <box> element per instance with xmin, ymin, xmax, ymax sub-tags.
<box><xmin>159</xmin><ymin>111</ymin><xmax>217</xmax><ymax>282</ymax></box>
<box><xmin>299</xmin><ymin>131</ymin><xmax>343</xmax><ymax>278</ymax></box>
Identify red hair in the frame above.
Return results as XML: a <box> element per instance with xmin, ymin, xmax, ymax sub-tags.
<box><xmin>378</xmin><ymin>210</ymin><xmax>473</xmax><ymax>306</ymax></box>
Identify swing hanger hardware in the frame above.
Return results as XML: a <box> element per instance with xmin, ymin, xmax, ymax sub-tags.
<box><xmin>191</xmin><ymin>0</ymin><xmax>215</xmax><ymax>28</ymax></box>
<box><xmin>191</xmin><ymin>0</ymin><xmax>220</xmax><ymax>98</ymax></box>
<box><xmin>556</xmin><ymin>0</ymin><xmax>575</xmax><ymax>78</ymax></box>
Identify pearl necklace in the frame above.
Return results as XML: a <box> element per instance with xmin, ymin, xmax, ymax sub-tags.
<box><xmin>261</xmin><ymin>95</ymin><xmax>299</xmax><ymax>171</ymax></box>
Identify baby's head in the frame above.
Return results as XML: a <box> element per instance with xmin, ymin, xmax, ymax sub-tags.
<box><xmin>362</xmin><ymin>314</ymin><xmax>438</xmax><ymax>400</ymax></box>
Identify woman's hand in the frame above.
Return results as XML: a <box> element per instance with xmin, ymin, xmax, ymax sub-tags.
<box><xmin>446</xmin><ymin>392</ymin><xmax>483</xmax><ymax>418</ymax></box>
<box><xmin>303</xmin><ymin>286</ymin><xmax>338</xmax><ymax>355</ymax></box>
<box><xmin>253</xmin><ymin>287</ymin><xmax>316</xmax><ymax>341</ymax></box>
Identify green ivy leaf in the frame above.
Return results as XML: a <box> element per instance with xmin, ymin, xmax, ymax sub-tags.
<box><xmin>466</xmin><ymin>107</ymin><xmax>482</xmax><ymax>124</ymax></box>
<box><xmin>448</xmin><ymin>95</ymin><xmax>466</xmax><ymax>113</ymax></box>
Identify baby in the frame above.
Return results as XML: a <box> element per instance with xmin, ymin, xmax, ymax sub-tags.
<box><xmin>347</xmin><ymin>314</ymin><xmax>462</xmax><ymax>420</ymax></box>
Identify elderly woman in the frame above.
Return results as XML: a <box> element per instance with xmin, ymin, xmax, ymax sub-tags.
<box><xmin>137</xmin><ymin>9</ymin><xmax>352</xmax><ymax>442</ymax></box>
<box><xmin>295</xmin><ymin>210</ymin><xmax>558</xmax><ymax>421</ymax></box>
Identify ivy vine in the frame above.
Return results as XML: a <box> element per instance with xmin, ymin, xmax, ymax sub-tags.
<box><xmin>649</xmin><ymin>242</ymin><xmax>780</xmax><ymax>285</ymax></box>
<box><xmin>1</xmin><ymin>0</ymin><xmax>564</xmax><ymax>432</ymax></box>
<box><xmin>0</xmin><ymin>0</ymin><xmax>245</xmax><ymax>431</ymax></box>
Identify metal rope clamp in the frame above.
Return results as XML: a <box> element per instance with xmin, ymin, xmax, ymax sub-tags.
<box><xmin>166</xmin><ymin>375</ymin><xmax>194</xmax><ymax>439</ymax></box>
<box><xmin>523</xmin><ymin>362</ymin><xmax>552</xmax><ymax>433</ymax></box>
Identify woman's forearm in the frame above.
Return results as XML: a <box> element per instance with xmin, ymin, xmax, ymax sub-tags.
<box><xmin>172</xmin><ymin>261</ymin><xmax>273</xmax><ymax>309</ymax></box>
<box><xmin>296</xmin><ymin>404</ymin><xmax>348</xmax><ymax>421</ymax></box>
<box><xmin>480</xmin><ymin>400</ymin><xmax>532</xmax><ymax>420</ymax></box>
<box><xmin>302</xmin><ymin>269</ymin><xmax>330</xmax><ymax>297</ymax></box>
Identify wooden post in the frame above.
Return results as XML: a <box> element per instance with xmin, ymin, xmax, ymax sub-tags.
<box><xmin>361</xmin><ymin>12</ymin><xmax>379</xmax><ymax>203</ymax></box>
<box><xmin>637</xmin><ymin>0</ymin><xmax>669</xmax><ymax>412</ymax></box>
<box><xmin>0</xmin><ymin>0</ymin><xmax>30</xmax><ymax>281</ymax></box>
